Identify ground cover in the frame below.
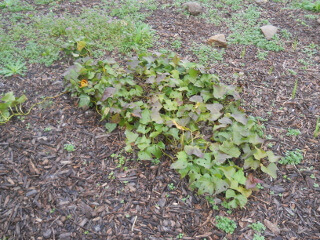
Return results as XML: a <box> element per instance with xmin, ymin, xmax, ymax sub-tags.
<box><xmin>0</xmin><ymin>0</ymin><xmax>319</xmax><ymax>239</ymax></box>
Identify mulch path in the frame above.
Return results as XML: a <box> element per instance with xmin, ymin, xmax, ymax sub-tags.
<box><xmin>1</xmin><ymin>0</ymin><xmax>319</xmax><ymax>239</ymax></box>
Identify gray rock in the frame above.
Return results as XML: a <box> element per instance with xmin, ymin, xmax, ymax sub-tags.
<box><xmin>255</xmin><ymin>0</ymin><xmax>268</xmax><ymax>3</ymax></box>
<box><xmin>207</xmin><ymin>34</ymin><xmax>227</xmax><ymax>48</ymax></box>
<box><xmin>260</xmin><ymin>25</ymin><xmax>278</xmax><ymax>40</ymax></box>
<box><xmin>182</xmin><ymin>2</ymin><xmax>203</xmax><ymax>16</ymax></box>
<box><xmin>43</xmin><ymin>229</ymin><xmax>52</xmax><ymax>239</ymax></box>
<box><xmin>317</xmin><ymin>18</ymin><xmax>320</xmax><ymax>24</ymax></box>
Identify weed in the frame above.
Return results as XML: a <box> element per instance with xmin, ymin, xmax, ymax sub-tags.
<box><xmin>291</xmin><ymin>79</ymin><xmax>298</xmax><ymax>99</ymax></box>
<box><xmin>314</xmin><ymin>183</ymin><xmax>319</xmax><ymax>188</ymax></box>
<box><xmin>172</xmin><ymin>39</ymin><xmax>183</xmax><ymax>49</ymax></box>
<box><xmin>280</xmin><ymin>29</ymin><xmax>292</xmax><ymax>40</ymax></box>
<box><xmin>64</xmin><ymin>143</ymin><xmax>76</xmax><ymax>152</ymax></box>
<box><xmin>49</xmin><ymin>208</ymin><xmax>55</xmax><ymax>214</ymax></box>
<box><xmin>253</xmin><ymin>234</ymin><xmax>265</xmax><ymax>240</ymax></box>
<box><xmin>288</xmin><ymin>69</ymin><xmax>297</xmax><ymax>76</ymax></box>
<box><xmin>0</xmin><ymin>60</ymin><xmax>26</xmax><ymax>77</ymax></box>
<box><xmin>191</xmin><ymin>43</ymin><xmax>224</xmax><ymax>65</ymax></box>
<box><xmin>215</xmin><ymin>216</ymin><xmax>237</xmax><ymax>234</ymax></box>
<box><xmin>249</xmin><ymin>221</ymin><xmax>266</xmax><ymax>233</ymax></box>
<box><xmin>168</xmin><ymin>183</ymin><xmax>176</xmax><ymax>191</ymax></box>
<box><xmin>256</xmin><ymin>183</ymin><xmax>264</xmax><ymax>189</ymax></box>
<box><xmin>279</xmin><ymin>149</ymin><xmax>303</xmax><ymax>165</ymax></box>
<box><xmin>286</xmin><ymin>128</ymin><xmax>301</xmax><ymax>136</ymax></box>
<box><xmin>256</xmin><ymin>51</ymin><xmax>268</xmax><ymax>60</ymax></box>
<box><xmin>304</xmin><ymin>14</ymin><xmax>318</xmax><ymax>19</ymax></box>
<box><xmin>176</xmin><ymin>233</ymin><xmax>184</xmax><ymax>239</ymax></box>
<box><xmin>310</xmin><ymin>174</ymin><xmax>316</xmax><ymax>179</ymax></box>
<box><xmin>111</xmin><ymin>153</ymin><xmax>128</xmax><ymax>168</ymax></box>
<box><xmin>296</xmin><ymin>0</ymin><xmax>320</xmax><ymax>12</ymax></box>
<box><xmin>314</xmin><ymin>117</ymin><xmax>320</xmax><ymax>137</ymax></box>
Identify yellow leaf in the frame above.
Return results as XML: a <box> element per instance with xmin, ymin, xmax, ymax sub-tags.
<box><xmin>172</xmin><ymin>119</ymin><xmax>190</xmax><ymax>131</ymax></box>
<box><xmin>77</xmin><ymin>41</ymin><xmax>86</xmax><ymax>51</ymax></box>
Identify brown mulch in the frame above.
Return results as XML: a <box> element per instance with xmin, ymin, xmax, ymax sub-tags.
<box><xmin>1</xmin><ymin>0</ymin><xmax>320</xmax><ymax>239</ymax></box>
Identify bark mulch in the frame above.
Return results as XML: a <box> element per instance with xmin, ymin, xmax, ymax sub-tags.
<box><xmin>1</xmin><ymin>0</ymin><xmax>320</xmax><ymax>239</ymax></box>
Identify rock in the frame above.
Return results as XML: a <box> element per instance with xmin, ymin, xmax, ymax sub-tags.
<box><xmin>182</xmin><ymin>2</ymin><xmax>203</xmax><ymax>16</ymax></box>
<box><xmin>260</xmin><ymin>25</ymin><xmax>278</xmax><ymax>40</ymax></box>
<box><xmin>255</xmin><ymin>0</ymin><xmax>268</xmax><ymax>3</ymax></box>
<box><xmin>43</xmin><ymin>229</ymin><xmax>52</xmax><ymax>239</ymax></box>
<box><xmin>317</xmin><ymin>18</ymin><xmax>320</xmax><ymax>24</ymax></box>
<box><xmin>207</xmin><ymin>34</ymin><xmax>227</xmax><ymax>48</ymax></box>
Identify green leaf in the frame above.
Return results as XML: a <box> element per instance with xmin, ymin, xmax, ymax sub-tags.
<box><xmin>266</xmin><ymin>151</ymin><xmax>280</xmax><ymax>163</ymax></box>
<box><xmin>219</xmin><ymin>141</ymin><xmax>241</xmax><ymax>158</ymax></box>
<box><xmin>194</xmin><ymin>157</ymin><xmax>211</xmax><ymax>169</ymax></box>
<box><xmin>125</xmin><ymin>130</ymin><xmax>139</xmax><ymax>143</ymax></box>
<box><xmin>233</xmin><ymin>169</ymin><xmax>246</xmax><ymax>185</ymax></box>
<box><xmin>213</xmin><ymin>85</ymin><xmax>227</xmax><ymax>99</ymax></box>
<box><xmin>253</xmin><ymin>147</ymin><xmax>267</xmax><ymax>160</ymax></box>
<box><xmin>235</xmin><ymin>194</ymin><xmax>247</xmax><ymax>207</ymax></box>
<box><xmin>184</xmin><ymin>145</ymin><xmax>204</xmax><ymax>158</ymax></box>
<box><xmin>136</xmin><ymin>135</ymin><xmax>151</xmax><ymax>150</ymax></box>
<box><xmin>140</xmin><ymin>109</ymin><xmax>151</xmax><ymax>124</ymax></box>
<box><xmin>171</xmin><ymin>151</ymin><xmax>189</xmax><ymax>170</ymax></box>
<box><xmin>231</xmin><ymin>112</ymin><xmax>248</xmax><ymax>125</ymax></box>
<box><xmin>105</xmin><ymin>123</ymin><xmax>117</xmax><ymax>132</ymax></box>
<box><xmin>260</xmin><ymin>163</ymin><xmax>278</xmax><ymax>178</ymax></box>
<box><xmin>1</xmin><ymin>92</ymin><xmax>15</xmax><ymax>103</ymax></box>
<box><xmin>226</xmin><ymin>189</ymin><xmax>236</xmax><ymax>199</ymax></box>
<box><xmin>78</xmin><ymin>94</ymin><xmax>91</xmax><ymax>108</ymax></box>
<box><xmin>189</xmin><ymin>95</ymin><xmax>203</xmax><ymax>103</ymax></box>
<box><xmin>243</xmin><ymin>157</ymin><xmax>260</xmax><ymax>170</ymax></box>
<box><xmin>146</xmin><ymin>145</ymin><xmax>162</xmax><ymax>158</ymax></box>
<box><xmin>138</xmin><ymin>150</ymin><xmax>152</xmax><ymax>160</ymax></box>
<box><xmin>15</xmin><ymin>95</ymin><xmax>27</xmax><ymax>104</ymax></box>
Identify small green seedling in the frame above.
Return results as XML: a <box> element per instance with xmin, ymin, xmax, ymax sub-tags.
<box><xmin>279</xmin><ymin>149</ymin><xmax>303</xmax><ymax>165</ymax></box>
<box><xmin>253</xmin><ymin>234</ymin><xmax>265</xmax><ymax>240</ymax></box>
<box><xmin>314</xmin><ymin>183</ymin><xmax>319</xmax><ymax>188</ymax></box>
<box><xmin>291</xmin><ymin>79</ymin><xmax>298</xmax><ymax>99</ymax></box>
<box><xmin>249</xmin><ymin>221</ymin><xmax>266</xmax><ymax>233</ymax></box>
<box><xmin>286</xmin><ymin>128</ymin><xmax>301</xmax><ymax>136</ymax></box>
<box><xmin>0</xmin><ymin>61</ymin><xmax>27</xmax><ymax>77</ymax></box>
<box><xmin>176</xmin><ymin>233</ymin><xmax>184</xmax><ymax>239</ymax></box>
<box><xmin>314</xmin><ymin>117</ymin><xmax>320</xmax><ymax>138</ymax></box>
<box><xmin>168</xmin><ymin>183</ymin><xmax>176</xmax><ymax>191</ymax></box>
<box><xmin>44</xmin><ymin>127</ymin><xmax>52</xmax><ymax>132</ymax></box>
<box><xmin>215</xmin><ymin>216</ymin><xmax>237</xmax><ymax>234</ymax></box>
<box><xmin>64</xmin><ymin>143</ymin><xmax>76</xmax><ymax>152</ymax></box>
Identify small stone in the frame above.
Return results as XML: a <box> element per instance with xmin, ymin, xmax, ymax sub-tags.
<box><xmin>255</xmin><ymin>0</ymin><xmax>268</xmax><ymax>3</ymax></box>
<box><xmin>317</xmin><ymin>18</ymin><xmax>320</xmax><ymax>24</ymax></box>
<box><xmin>260</xmin><ymin>25</ymin><xmax>278</xmax><ymax>40</ymax></box>
<box><xmin>207</xmin><ymin>34</ymin><xmax>227</xmax><ymax>48</ymax></box>
<box><xmin>182</xmin><ymin>2</ymin><xmax>203</xmax><ymax>16</ymax></box>
<box><xmin>43</xmin><ymin>229</ymin><xmax>52</xmax><ymax>239</ymax></box>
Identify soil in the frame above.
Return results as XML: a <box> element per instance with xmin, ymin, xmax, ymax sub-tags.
<box><xmin>1</xmin><ymin>0</ymin><xmax>320</xmax><ymax>239</ymax></box>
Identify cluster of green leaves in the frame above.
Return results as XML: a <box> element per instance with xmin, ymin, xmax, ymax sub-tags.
<box><xmin>0</xmin><ymin>91</ymin><xmax>27</xmax><ymax>124</ymax></box>
<box><xmin>215</xmin><ymin>216</ymin><xmax>237</xmax><ymax>234</ymax></box>
<box><xmin>228</xmin><ymin>6</ymin><xmax>284</xmax><ymax>51</ymax></box>
<box><xmin>190</xmin><ymin>43</ymin><xmax>225</xmax><ymax>65</ymax></box>
<box><xmin>279</xmin><ymin>149</ymin><xmax>303</xmax><ymax>165</ymax></box>
<box><xmin>0</xmin><ymin>7</ymin><xmax>155</xmax><ymax>69</ymax></box>
<box><xmin>64</xmin><ymin>52</ymin><xmax>279</xmax><ymax>208</ymax></box>
<box><xmin>314</xmin><ymin>117</ymin><xmax>320</xmax><ymax>138</ymax></box>
<box><xmin>0</xmin><ymin>60</ymin><xmax>26</xmax><ymax>77</ymax></box>
<box><xmin>296</xmin><ymin>0</ymin><xmax>320</xmax><ymax>12</ymax></box>
<box><xmin>0</xmin><ymin>0</ymin><xmax>34</xmax><ymax>12</ymax></box>
<box><xmin>249</xmin><ymin>221</ymin><xmax>266</xmax><ymax>240</ymax></box>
